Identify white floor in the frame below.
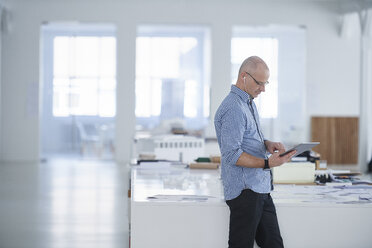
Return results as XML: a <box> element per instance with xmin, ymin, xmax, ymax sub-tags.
<box><xmin>0</xmin><ymin>158</ymin><xmax>129</xmax><ymax>248</ymax></box>
<box><xmin>1</xmin><ymin>156</ymin><xmax>370</xmax><ymax>248</ymax></box>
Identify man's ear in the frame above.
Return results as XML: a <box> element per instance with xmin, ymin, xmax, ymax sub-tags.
<box><xmin>240</xmin><ymin>71</ymin><xmax>246</xmax><ymax>79</ymax></box>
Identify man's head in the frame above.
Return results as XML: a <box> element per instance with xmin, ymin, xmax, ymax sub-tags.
<box><xmin>236</xmin><ymin>56</ymin><xmax>270</xmax><ymax>99</ymax></box>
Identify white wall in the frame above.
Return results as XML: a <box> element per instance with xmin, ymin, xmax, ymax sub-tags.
<box><xmin>0</xmin><ymin>4</ymin><xmax>2</xmax><ymax>161</ymax></box>
<box><xmin>306</xmin><ymin>15</ymin><xmax>360</xmax><ymax>117</ymax></box>
<box><xmin>0</xmin><ymin>0</ymin><xmax>361</xmax><ymax>163</ymax></box>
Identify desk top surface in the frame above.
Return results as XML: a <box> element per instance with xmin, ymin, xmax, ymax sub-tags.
<box><xmin>131</xmin><ymin>162</ymin><xmax>372</xmax><ymax>207</ymax></box>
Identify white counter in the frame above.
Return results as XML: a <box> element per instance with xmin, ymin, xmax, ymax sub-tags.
<box><xmin>130</xmin><ymin>163</ymin><xmax>372</xmax><ymax>248</ymax></box>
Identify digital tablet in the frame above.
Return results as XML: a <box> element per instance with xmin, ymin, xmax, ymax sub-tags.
<box><xmin>279</xmin><ymin>142</ymin><xmax>320</xmax><ymax>157</ymax></box>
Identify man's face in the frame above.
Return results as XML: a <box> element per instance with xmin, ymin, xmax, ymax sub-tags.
<box><xmin>243</xmin><ymin>69</ymin><xmax>269</xmax><ymax>98</ymax></box>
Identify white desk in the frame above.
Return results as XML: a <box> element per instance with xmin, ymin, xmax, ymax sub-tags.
<box><xmin>130</xmin><ymin>163</ymin><xmax>372</xmax><ymax>248</ymax></box>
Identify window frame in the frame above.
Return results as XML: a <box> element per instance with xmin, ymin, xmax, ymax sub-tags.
<box><xmin>231</xmin><ymin>35</ymin><xmax>279</xmax><ymax>119</ymax></box>
<box><xmin>43</xmin><ymin>24</ymin><xmax>117</xmax><ymax>118</ymax></box>
<box><xmin>135</xmin><ymin>25</ymin><xmax>211</xmax><ymax>130</ymax></box>
<box><xmin>231</xmin><ymin>25</ymin><xmax>307</xmax><ymax>142</ymax></box>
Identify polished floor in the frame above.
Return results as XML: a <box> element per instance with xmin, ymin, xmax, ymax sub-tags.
<box><xmin>0</xmin><ymin>158</ymin><xmax>129</xmax><ymax>248</ymax></box>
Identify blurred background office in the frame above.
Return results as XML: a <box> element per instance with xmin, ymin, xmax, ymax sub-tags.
<box><xmin>0</xmin><ymin>0</ymin><xmax>371</xmax><ymax>247</ymax></box>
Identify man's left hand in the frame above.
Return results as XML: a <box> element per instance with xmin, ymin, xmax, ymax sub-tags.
<box><xmin>264</xmin><ymin>140</ymin><xmax>285</xmax><ymax>154</ymax></box>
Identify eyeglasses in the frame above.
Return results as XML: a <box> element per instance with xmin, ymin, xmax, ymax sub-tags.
<box><xmin>245</xmin><ymin>72</ymin><xmax>269</xmax><ymax>87</ymax></box>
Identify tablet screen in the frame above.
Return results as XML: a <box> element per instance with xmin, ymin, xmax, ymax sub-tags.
<box><xmin>279</xmin><ymin>142</ymin><xmax>320</xmax><ymax>157</ymax></box>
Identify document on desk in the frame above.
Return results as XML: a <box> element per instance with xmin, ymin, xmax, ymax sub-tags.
<box><xmin>147</xmin><ymin>194</ymin><xmax>215</xmax><ymax>202</ymax></box>
<box><xmin>271</xmin><ymin>185</ymin><xmax>372</xmax><ymax>204</ymax></box>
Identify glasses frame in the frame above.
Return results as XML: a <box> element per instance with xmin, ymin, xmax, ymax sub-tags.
<box><xmin>245</xmin><ymin>72</ymin><xmax>269</xmax><ymax>86</ymax></box>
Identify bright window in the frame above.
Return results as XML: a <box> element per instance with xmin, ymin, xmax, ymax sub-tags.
<box><xmin>136</xmin><ymin>26</ymin><xmax>210</xmax><ymax>130</ymax></box>
<box><xmin>231</xmin><ymin>37</ymin><xmax>278</xmax><ymax>118</ymax></box>
<box><xmin>53</xmin><ymin>36</ymin><xmax>116</xmax><ymax>117</ymax></box>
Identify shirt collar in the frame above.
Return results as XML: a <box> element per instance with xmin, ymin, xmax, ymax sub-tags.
<box><xmin>231</xmin><ymin>85</ymin><xmax>253</xmax><ymax>104</ymax></box>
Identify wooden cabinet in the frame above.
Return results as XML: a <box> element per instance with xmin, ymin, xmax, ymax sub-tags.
<box><xmin>311</xmin><ymin>117</ymin><xmax>358</xmax><ymax>164</ymax></box>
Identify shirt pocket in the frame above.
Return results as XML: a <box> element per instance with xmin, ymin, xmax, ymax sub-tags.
<box><xmin>244</xmin><ymin>119</ymin><xmax>259</xmax><ymax>140</ymax></box>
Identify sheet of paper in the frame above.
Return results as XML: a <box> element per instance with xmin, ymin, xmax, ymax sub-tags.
<box><xmin>272</xmin><ymin>185</ymin><xmax>372</xmax><ymax>204</ymax></box>
<box><xmin>147</xmin><ymin>194</ymin><xmax>215</xmax><ymax>202</ymax></box>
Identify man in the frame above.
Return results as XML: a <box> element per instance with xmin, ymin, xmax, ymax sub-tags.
<box><xmin>214</xmin><ymin>56</ymin><xmax>296</xmax><ymax>248</ymax></box>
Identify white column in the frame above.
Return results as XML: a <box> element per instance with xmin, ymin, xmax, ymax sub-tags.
<box><xmin>0</xmin><ymin>5</ymin><xmax>3</xmax><ymax>160</ymax></box>
<box><xmin>365</xmin><ymin>9</ymin><xmax>372</xmax><ymax>169</ymax></box>
<box><xmin>205</xmin><ymin>22</ymin><xmax>231</xmax><ymax>138</ymax></box>
<box><xmin>115</xmin><ymin>22</ymin><xmax>136</xmax><ymax>164</ymax></box>
<box><xmin>358</xmin><ymin>9</ymin><xmax>372</xmax><ymax>172</ymax></box>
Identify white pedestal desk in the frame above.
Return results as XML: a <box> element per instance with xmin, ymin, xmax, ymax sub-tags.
<box><xmin>130</xmin><ymin>163</ymin><xmax>372</xmax><ymax>248</ymax></box>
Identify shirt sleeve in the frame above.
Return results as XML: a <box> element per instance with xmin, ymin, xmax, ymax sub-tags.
<box><xmin>219</xmin><ymin>105</ymin><xmax>246</xmax><ymax>166</ymax></box>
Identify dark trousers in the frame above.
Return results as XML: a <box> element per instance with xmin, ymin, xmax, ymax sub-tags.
<box><xmin>226</xmin><ymin>189</ymin><xmax>284</xmax><ymax>248</ymax></box>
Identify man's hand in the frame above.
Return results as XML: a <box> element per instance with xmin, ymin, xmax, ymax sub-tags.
<box><xmin>264</xmin><ymin>140</ymin><xmax>285</xmax><ymax>154</ymax></box>
<box><xmin>268</xmin><ymin>150</ymin><xmax>296</xmax><ymax>168</ymax></box>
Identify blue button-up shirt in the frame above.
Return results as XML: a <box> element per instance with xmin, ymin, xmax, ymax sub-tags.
<box><xmin>214</xmin><ymin>85</ymin><xmax>271</xmax><ymax>201</ymax></box>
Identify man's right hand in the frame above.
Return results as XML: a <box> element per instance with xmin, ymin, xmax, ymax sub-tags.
<box><xmin>268</xmin><ymin>150</ymin><xmax>297</xmax><ymax>168</ymax></box>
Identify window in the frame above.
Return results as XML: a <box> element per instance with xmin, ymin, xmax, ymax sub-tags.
<box><xmin>231</xmin><ymin>26</ymin><xmax>306</xmax><ymax>143</ymax></box>
<box><xmin>53</xmin><ymin>35</ymin><xmax>116</xmax><ymax>117</ymax></box>
<box><xmin>231</xmin><ymin>37</ymin><xmax>278</xmax><ymax>118</ymax></box>
<box><xmin>136</xmin><ymin>26</ymin><xmax>210</xmax><ymax>130</ymax></box>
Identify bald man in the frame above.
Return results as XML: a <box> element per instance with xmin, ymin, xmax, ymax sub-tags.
<box><xmin>214</xmin><ymin>56</ymin><xmax>296</xmax><ymax>248</ymax></box>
